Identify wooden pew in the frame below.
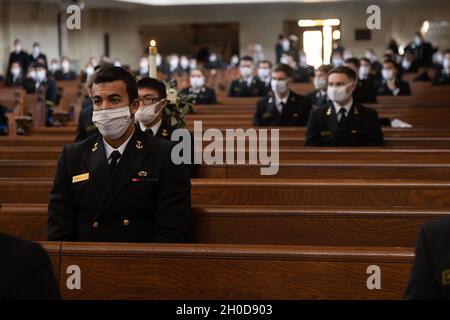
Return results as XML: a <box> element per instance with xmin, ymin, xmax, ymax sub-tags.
<box><xmin>1</xmin><ymin>204</ymin><xmax>447</xmax><ymax>247</ymax></box>
<box><xmin>3</xmin><ymin>178</ymin><xmax>450</xmax><ymax>209</ymax></box>
<box><xmin>4</xmin><ymin>160</ymin><xmax>450</xmax><ymax>180</ymax></box>
<box><xmin>53</xmin><ymin>242</ymin><xmax>413</xmax><ymax>300</ymax></box>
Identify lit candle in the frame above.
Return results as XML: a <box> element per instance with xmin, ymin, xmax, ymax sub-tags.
<box><xmin>149</xmin><ymin>40</ymin><xmax>157</xmax><ymax>78</ymax></box>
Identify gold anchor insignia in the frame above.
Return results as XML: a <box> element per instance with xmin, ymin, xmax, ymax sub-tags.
<box><xmin>135</xmin><ymin>140</ymin><xmax>144</xmax><ymax>149</ymax></box>
<box><xmin>138</xmin><ymin>171</ymin><xmax>148</xmax><ymax>177</ymax></box>
<box><xmin>326</xmin><ymin>108</ymin><xmax>332</xmax><ymax>116</ymax></box>
<box><xmin>91</xmin><ymin>142</ymin><xmax>98</xmax><ymax>152</ymax></box>
<box><xmin>162</xmin><ymin>129</ymin><xmax>168</xmax><ymax>137</ymax></box>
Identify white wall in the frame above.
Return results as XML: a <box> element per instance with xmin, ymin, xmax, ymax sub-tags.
<box><xmin>2</xmin><ymin>0</ymin><xmax>450</xmax><ymax>74</ymax></box>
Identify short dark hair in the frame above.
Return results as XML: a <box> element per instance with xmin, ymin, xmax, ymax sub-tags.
<box><xmin>258</xmin><ymin>60</ymin><xmax>273</xmax><ymax>68</ymax></box>
<box><xmin>383</xmin><ymin>59</ymin><xmax>398</xmax><ymax>69</ymax></box>
<box><xmin>273</xmin><ymin>64</ymin><xmax>294</xmax><ymax>78</ymax></box>
<box><xmin>360</xmin><ymin>57</ymin><xmax>371</xmax><ymax>64</ymax></box>
<box><xmin>443</xmin><ymin>49</ymin><xmax>450</xmax><ymax>55</ymax></box>
<box><xmin>328</xmin><ymin>66</ymin><xmax>357</xmax><ymax>82</ymax></box>
<box><xmin>136</xmin><ymin>77</ymin><xmax>167</xmax><ymax>100</ymax></box>
<box><xmin>317</xmin><ymin>64</ymin><xmax>334</xmax><ymax>74</ymax></box>
<box><xmin>240</xmin><ymin>56</ymin><xmax>254</xmax><ymax>63</ymax></box>
<box><xmin>344</xmin><ymin>58</ymin><xmax>361</xmax><ymax>69</ymax></box>
<box><xmin>190</xmin><ymin>68</ymin><xmax>206</xmax><ymax>76</ymax></box>
<box><xmin>91</xmin><ymin>66</ymin><xmax>138</xmax><ymax>103</ymax></box>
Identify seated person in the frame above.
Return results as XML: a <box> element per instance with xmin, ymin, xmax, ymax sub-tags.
<box><xmin>345</xmin><ymin>58</ymin><xmax>377</xmax><ymax>103</ymax></box>
<box><xmin>0</xmin><ymin>232</ymin><xmax>60</xmax><ymax>300</ymax></box>
<box><xmin>4</xmin><ymin>61</ymin><xmax>24</xmax><ymax>87</ymax></box>
<box><xmin>253</xmin><ymin>64</ymin><xmax>312</xmax><ymax>126</ymax></box>
<box><xmin>405</xmin><ymin>217</ymin><xmax>450</xmax><ymax>299</ymax></box>
<box><xmin>331</xmin><ymin>52</ymin><xmax>345</xmax><ymax>68</ymax></box>
<box><xmin>75</xmin><ymin>83</ymin><xmax>97</xmax><ymax>142</ymax></box>
<box><xmin>47</xmin><ymin>66</ymin><xmax>191</xmax><ymax>243</ymax></box>
<box><xmin>228</xmin><ymin>56</ymin><xmax>268</xmax><ymax>97</ymax></box>
<box><xmin>0</xmin><ymin>104</ymin><xmax>8</xmax><ymax>135</ymax></box>
<box><xmin>283</xmin><ymin>52</ymin><xmax>312</xmax><ymax>83</ymax></box>
<box><xmin>136</xmin><ymin>77</ymin><xmax>179</xmax><ymax>138</ymax></box>
<box><xmin>54</xmin><ymin>57</ymin><xmax>77</xmax><ymax>81</ymax></box>
<box><xmin>433</xmin><ymin>50</ymin><xmax>450</xmax><ymax>85</ymax></box>
<box><xmin>305</xmin><ymin>64</ymin><xmax>333</xmax><ymax>110</ymax></box>
<box><xmin>49</xmin><ymin>58</ymin><xmax>60</xmax><ymax>76</ymax></box>
<box><xmin>400</xmin><ymin>51</ymin><xmax>419</xmax><ymax>74</ymax></box>
<box><xmin>296</xmin><ymin>51</ymin><xmax>314</xmax><ymax>83</ymax></box>
<box><xmin>305</xmin><ymin>66</ymin><xmax>384</xmax><ymax>147</ymax></box>
<box><xmin>180</xmin><ymin>68</ymin><xmax>217</xmax><ymax>104</ymax></box>
<box><xmin>358</xmin><ymin>58</ymin><xmax>379</xmax><ymax>104</ymax></box>
<box><xmin>377</xmin><ymin>59</ymin><xmax>412</xmax><ymax>96</ymax></box>
<box><xmin>23</xmin><ymin>62</ymin><xmax>58</xmax><ymax>126</ymax></box>
<box><xmin>256</xmin><ymin>60</ymin><xmax>272</xmax><ymax>91</ymax></box>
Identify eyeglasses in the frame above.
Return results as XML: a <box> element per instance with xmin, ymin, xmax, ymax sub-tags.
<box><xmin>141</xmin><ymin>96</ymin><xmax>161</xmax><ymax>105</ymax></box>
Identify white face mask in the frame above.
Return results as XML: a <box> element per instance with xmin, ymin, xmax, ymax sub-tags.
<box><xmin>209</xmin><ymin>54</ymin><xmax>217</xmax><ymax>62</ymax></box>
<box><xmin>443</xmin><ymin>59</ymin><xmax>450</xmax><ymax>70</ymax></box>
<box><xmin>189</xmin><ymin>60</ymin><xmax>197</xmax><ymax>70</ymax></box>
<box><xmin>51</xmin><ymin>63</ymin><xmax>60</xmax><ymax>72</ymax></box>
<box><xmin>15</xmin><ymin>45</ymin><xmax>21</xmax><ymax>53</ymax></box>
<box><xmin>11</xmin><ymin>68</ymin><xmax>21</xmax><ymax>77</ymax></box>
<box><xmin>169</xmin><ymin>58</ymin><xmax>179</xmax><ymax>70</ymax></box>
<box><xmin>62</xmin><ymin>61</ymin><xmax>70</xmax><ymax>72</ymax></box>
<box><xmin>32</xmin><ymin>47</ymin><xmax>40</xmax><ymax>56</ymax></box>
<box><xmin>280</xmin><ymin>56</ymin><xmax>289</xmax><ymax>65</ymax></box>
<box><xmin>92</xmin><ymin>106</ymin><xmax>132</xmax><ymax>140</ymax></box>
<box><xmin>114</xmin><ymin>61</ymin><xmax>122</xmax><ymax>67</ymax></box>
<box><xmin>190</xmin><ymin>76</ymin><xmax>205</xmax><ymax>89</ymax></box>
<box><xmin>180</xmin><ymin>59</ymin><xmax>189</xmax><ymax>69</ymax></box>
<box><xmin>332</xmin><ymin>58</ymin><xmax>344</xmax><ymax>67</ymax></box>
<box><xmin>139</xmin><ymin>60</ymin><xmax>148</xmax><ymax>73</ymax></box>
<box><xmin>28</xmin><ymin>70</ymin><xmax>37</xmax><ymax>80</ymax></box>
<box><xmin>401</xmin><ymin>60</ymin><xmax>411</xmax><ymax>70</ymax></box>
<box><xmin>36</xmin><ymin>70</ymin><xmax>46</xmax><ymax>82</ymax></box>
<box><xmin>231</xmin><ymin>56</ymin><xmax>239</xmax><ymax>65</ymax></box>
<box><xmin>359</xmin><ymin>66</ymin><xmax>370</xmax><ymax>80</ymax></box>
<box><xmin>135</xmin><ymin>102</ymin><xmax>162</xmax><ymax>125</ymax></box>
<box><xmin>257</xmin><ymin>68</ymin><xmax>270</xmax><ymax>79</ymax></box>
<box><xmin>414</xmin><ymin>36</ymin><xmax>422</xmax><ymax>46</ymax></box>
<box><xmin>240</xmin><ymin>66</ymin><xmax>253</xmax><ymax>78</ymax></box>
<box><xmin>365</xmin><ymin>52</ymin><xmax>375</xmax><ymax>62</ymax></box>
<box><xmin>343</xmin><ymin>52</ymin><xmax>353</xmax><ymax>60</ymax></box>
<box><xmin>327</xmin><ymin>84</ymin><xmax>352</xmax><ymax>104</ymax></box>
<box><xmin>382</xmin><ymin>69</ymin><xmax>396</xmax><ymax>81</ymax></box>
<box><xmin>281</xmin><ymin>40</ymin><xmax>290</xmax><ymax>51</ymax></box>
<box><xmin>85</xmin><ymin>66</ymin><xmax>94</xmax><ymax>77</ymax></box>
<box><xmin>313</xmin><ymin>77</ymin><xmax>327</xmax><ymax>90</ymax></box>
<box><xmin>156</xmin><ymin>55</ymin><xmax>162</xmax><ymax>67</ymax></box>
<box><xmin>271</xmin><ymin>79</ymin><xmax>289</xmax><ymax>95</ymax></box>
<box><xmin>434</xmin><ymin>53</ymin><xmax>444</xmax><ymax>65</ymax></box>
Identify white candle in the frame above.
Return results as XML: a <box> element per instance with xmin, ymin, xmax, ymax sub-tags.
<box><xmin>149</xmin><ymin>40</ymin><xmax>157</xmax><ymax>78</ymax></box>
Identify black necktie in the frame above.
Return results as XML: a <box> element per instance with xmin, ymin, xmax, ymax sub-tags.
<box><xmin>145</xmin><ymin>129</ymin><xmax>154</xmax><ymax>136</ymax></box>
<box><xmin>109</xmin><ymin>150</ymin><xmax>121</xmax><ymax>173</ymax></box>
<box><xmin>338</xmin><ymin>108</ymin><xmax>347</xmax><ymax>124</ymax></box>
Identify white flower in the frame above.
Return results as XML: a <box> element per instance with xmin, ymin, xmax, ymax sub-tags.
<box><xmin>170</xmin><ymin>116</ymin><xmax>178</xmax><ymax>126</ymax></box>
<box><xmin>166</xmin><ymin>88</ymin><xmax>178</xmax><ymax>104</ymax></box>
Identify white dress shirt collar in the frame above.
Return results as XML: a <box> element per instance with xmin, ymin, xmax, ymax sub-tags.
<box><xmin>138</xmin><ymin>119</ymin><xmax>162</xmax><ymax>136</ymax></box>
<box><xmin>103</xmin><ymin>129</ymin><xmax>134</xmax><ymax>164</ymax></box>
<box><xmin>274</xmin><ymin>92</ymin><xmax>290</xmax><ymax>113</ymax></box>
<box><xmin>333</xmin><ymin>98</ymin><xmax>353</xmax><ymax>116</ymax></box>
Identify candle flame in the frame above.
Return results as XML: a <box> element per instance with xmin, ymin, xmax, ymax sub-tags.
<box><xmin>150</xmin><ymin>40</ymin><xmax>156</xmax><ymax>47</ymax></box>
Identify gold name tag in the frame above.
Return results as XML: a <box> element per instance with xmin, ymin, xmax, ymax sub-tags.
<box><xmin>72</xmin><ymin>173</ymin><xmax>89</xmax><ymax>184</ymax></box>
<box><xmin>321</xmin><ymin>131</ymin><xmax>332</xmax><ymax>137</ymax></box>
